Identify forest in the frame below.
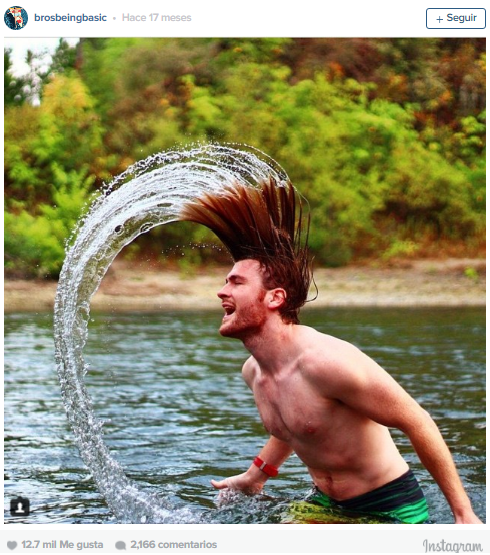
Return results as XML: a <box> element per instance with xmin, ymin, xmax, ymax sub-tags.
<box><xmin>4</xmin><ymin>38</ymin><xmax>486</xmax><ymax>278</ymax></box>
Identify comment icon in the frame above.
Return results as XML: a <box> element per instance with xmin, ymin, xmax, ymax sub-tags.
<box><xmin>115</xmin><ymin>541</ymin><xmax>126</xmax><ymax>550</ymax></box>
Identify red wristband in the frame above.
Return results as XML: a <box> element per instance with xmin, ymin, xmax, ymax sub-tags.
<box><xmin>253</xmin><ymin>457</ymin><xmax>279</xmax><ymax>477</ymax></box>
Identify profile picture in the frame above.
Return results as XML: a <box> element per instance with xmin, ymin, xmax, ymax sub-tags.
<box><xmin>5</xmin><ymin>6</ymin><xmax>27</xmax><ymax>29</ymax></box>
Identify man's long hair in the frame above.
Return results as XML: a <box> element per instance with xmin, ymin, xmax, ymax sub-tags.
<box><xmin>179</xmin><ymin>177</ymin><xmax>312</xmax><ymax>324</ymax></box>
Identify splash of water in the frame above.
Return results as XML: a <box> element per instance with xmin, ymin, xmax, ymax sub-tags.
<box><xmin>53</xmin><ymin>144</ymin><xmax>290</xmax><ymax>523</ymax></box>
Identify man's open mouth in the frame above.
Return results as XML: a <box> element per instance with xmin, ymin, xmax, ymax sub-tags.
<box><xmin>222</xmin><ymin>305</ymin><xmax>235</xmax><ymax>318</ymax></box>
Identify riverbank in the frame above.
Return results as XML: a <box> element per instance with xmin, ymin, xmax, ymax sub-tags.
<box><xmin>4</xmin><ymin>258</ymin><xmax>485</xmax><ymax>313</ymax></box>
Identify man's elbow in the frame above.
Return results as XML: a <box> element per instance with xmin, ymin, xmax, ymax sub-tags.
<box><xmin>399</xmin><ymin>406</ymin><xmax>438</xmax><ymax>436</ymax></box>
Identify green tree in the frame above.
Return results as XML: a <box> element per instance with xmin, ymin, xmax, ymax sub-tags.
<box><xmin>5</xmin><ymin>168</ymin><xmax>94</xmax><ymax>278</ymax></box>
<box><xmin>5</xmin><ymin>38</ymin><xmax>485</xmax><ymax>276</ymax></box>
<box><xmin>5</xmin><ymin>73</ymin><xmax>105</xmax><ymax>277</ymax></box>
<box><xmin>48</xmin><ymin>39</ymin><xmax>78</xmax><ymax>75</ymax></box>
<box><xmin>4</xmin><ymin>48</ymin><xmax>29</xmax><ymax>106</ymax></box>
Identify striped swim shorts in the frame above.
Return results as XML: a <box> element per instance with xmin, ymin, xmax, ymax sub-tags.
<box><xmin>307</xmin><ymin>469</ymin><xmax>430</xmax><ymax>524</ymax></box>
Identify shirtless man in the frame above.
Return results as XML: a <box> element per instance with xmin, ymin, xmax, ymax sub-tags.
<box><xmin>209</xmin><ymin>259</ymin><xmax>481</xmax><ymax>524</ymax></box>
<box><xmin>179</xmin><ymin>176</ymin><xmax>481</xmax><ymax>523</ymax></box>
<box><xmin>8</xmin><ymin>7</ymin><xmax>24</xmax><ymax>28</ymax></box>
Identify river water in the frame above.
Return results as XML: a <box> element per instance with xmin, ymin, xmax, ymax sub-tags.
<box><xmin>4</xmin><ymin>306</ymin><xmax>485</xmax><ymax>524</ymax></box>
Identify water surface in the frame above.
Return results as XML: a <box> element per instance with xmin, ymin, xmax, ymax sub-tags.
<box><xmin>4</xmin><ymin>307</ymin><xmax>486</xmax><ymax>524</ymax></box>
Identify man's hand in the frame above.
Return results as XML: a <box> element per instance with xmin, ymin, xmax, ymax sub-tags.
<box><xmin>454</xmin><ymin>511</ymin><xmax>483</xmax><ymax>524</ymax></box>
<box><xmin>211</xmin><ymin>470</ymin><xmax>266</xmax><ymax>495</ymax></box>
<box><xmin>211</xmin><ymin>437</ymin><xmax>292</xmax><ymax>497</ymax></box>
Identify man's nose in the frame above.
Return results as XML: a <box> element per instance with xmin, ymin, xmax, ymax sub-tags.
<box><xmin>217</xmin><ymin>284</ymin><xmax>229</xmax><ymax>299</ymax></box>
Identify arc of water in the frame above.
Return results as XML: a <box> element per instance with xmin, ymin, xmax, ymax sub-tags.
<box><xmin>53</xmin><ymin>144</ymin><xmax>289</xmax><ymax>522</ymax></box>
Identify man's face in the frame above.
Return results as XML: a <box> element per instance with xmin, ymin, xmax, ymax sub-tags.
<box><xmin>216</xmin><ymin>259</ymin><xmax>268</xmax><ymax>339</ymax></box>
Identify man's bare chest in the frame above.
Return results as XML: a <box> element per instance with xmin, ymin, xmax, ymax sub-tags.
<box><xmin>252</xmin><ymin>374</ymin><xmax>346</xmax><ymax>443</ymax></box>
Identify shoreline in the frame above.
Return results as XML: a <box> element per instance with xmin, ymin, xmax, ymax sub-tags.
<box><xmin>4</xmin><ymin>258</ymin><xmax>485</xmax><ymax>313</ymax></box>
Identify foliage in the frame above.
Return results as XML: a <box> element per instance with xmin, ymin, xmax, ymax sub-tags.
<box><xmin>4</xmin><ymin>48</ymin><xmax>29</xmax><ymax>105</ymax></box>
<box><xmin>5</xmin><ymin>168</ymin><xmax>94</xmax><ymax>277</ymax></box>
<box><xmin>4</xmin><ymin>38</ymin><xmax>486</xmax><ymax>278</ymax></box>
<box><xmin>5</xmin><ymin>72</ymin><xmax>104</xmax><ymax>277</ymax></box>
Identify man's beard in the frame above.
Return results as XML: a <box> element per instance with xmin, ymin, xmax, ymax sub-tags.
<box><xmin>219</xmin><ymin>292</ymin><xmax>267</xmax><ymax>340</ymax></box>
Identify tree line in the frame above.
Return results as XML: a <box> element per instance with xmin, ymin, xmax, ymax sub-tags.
<box><xmin>4</xmin><ymin>38</ymin><xmax>486</xmax><ymax>278</ymax></box>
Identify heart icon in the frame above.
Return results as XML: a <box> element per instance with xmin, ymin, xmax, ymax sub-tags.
<box><xmin>7</xmin><ymin>542</ymin><xmax>17</xmax><ymax>550</ymax></box>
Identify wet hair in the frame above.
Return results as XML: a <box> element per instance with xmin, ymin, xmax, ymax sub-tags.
<box><xmin>179</xmin><ymin>177</ymin><xmax>312</xmax><ymax>324</ymax></box>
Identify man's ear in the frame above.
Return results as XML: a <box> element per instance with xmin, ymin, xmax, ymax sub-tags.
<box><xmin>267</xmin><ymin>288</ymin><xmax>287</xmax><ymax>310</ymax></box>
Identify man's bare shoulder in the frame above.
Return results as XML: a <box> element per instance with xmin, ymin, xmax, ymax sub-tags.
<box><xmin>295</xmin><ymin>325</ymin><xmax>378</xmax><ymax>389</ymax></box>
<box><xmin>296</xmin><ymin>325</ymin><xmax>363</xmax><ymax>361</ymax></box>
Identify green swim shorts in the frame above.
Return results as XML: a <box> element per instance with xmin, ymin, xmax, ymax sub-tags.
<box><xmin>306</xmin><ymin>469</ymin><xmax>430</xmax><ymax>524</ymax></box>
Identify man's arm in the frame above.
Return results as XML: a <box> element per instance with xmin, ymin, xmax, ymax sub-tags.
<box><xmin>211</xmin><ymin>435</ymin><xmax>293</xmax><ymax>494</ymax></box>
<box><xmin>211</xmin><ymin>357</ymin><xmax>294</xmax><ymax>494</ymax></box>
<box><xmin>323</xmin><ymin>345</ymin><xmax>482</xmax><ymax>523</ymax></box>
<box><xmin>399</xmin><ymin>408</ymin><xmax>481</xmax><ymax>523</ymax></box>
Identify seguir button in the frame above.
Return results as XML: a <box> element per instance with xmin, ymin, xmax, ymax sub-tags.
<box><xmin>426</xmin><ymin>8</ymin><xmax>486</xmax><ymax>29</ymax></box>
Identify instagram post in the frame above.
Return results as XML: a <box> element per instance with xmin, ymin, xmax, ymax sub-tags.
<box><xmin>3</xmin><ymin>2</ymin><xmax>487</xmax><ymax>553</ymax></box>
